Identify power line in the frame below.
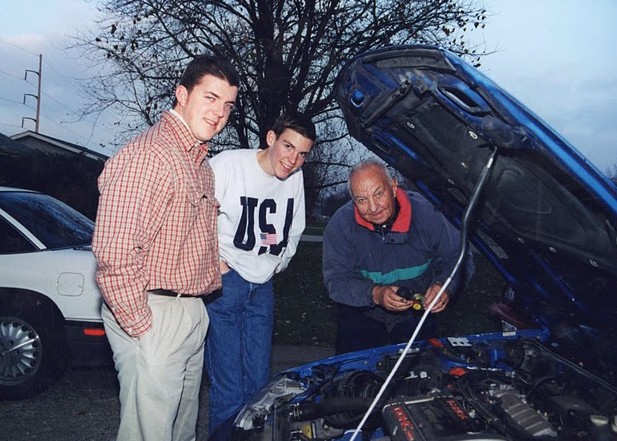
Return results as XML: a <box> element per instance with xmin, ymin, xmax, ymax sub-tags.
<box><xmin>0</xmin><ymin>121</ymin><xmax>25</xmax><ymax>131</ymax></box>
<box><xmin>0</xmin><ymin>39</ymin><xmax>91</xmax><ymax>123</ymax></box>
<box><xmin>0</xmin><ymin>37</ymin><xmax>39</xmax><ymax>57</ymax></box>
<box><xmin>0</xmin><ymin>96</ymin><xmax>24</xmax><ymax>106</ymax></box>
<box><xmin>0</xmin><ymin>37</ymin><xmax>121</xmax><ymax>153</ymax></box>
<box><xmin>0</xmin><ymin>68</ymin><xmax>24</xmax><ymax>81</ymax></box>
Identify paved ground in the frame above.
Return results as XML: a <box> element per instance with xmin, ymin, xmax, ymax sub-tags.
<box><xmin>0</xmin><ymin>345</ymin><xmax>334</xmax><ymax>441</ymax></box>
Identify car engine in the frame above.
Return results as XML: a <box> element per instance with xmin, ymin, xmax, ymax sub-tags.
<box><xmin>236</xmin><ymin>336</ymin><xmax>617</xmax><ymax>441</ymax></box>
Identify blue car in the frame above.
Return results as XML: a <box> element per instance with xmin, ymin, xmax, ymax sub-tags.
<box><xmin>232</xmin><ymin>46</ymin><xmax>617</xmax><ymax>441</ymax></box>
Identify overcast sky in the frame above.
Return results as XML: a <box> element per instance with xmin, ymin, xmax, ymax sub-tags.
<box><xmin>0</xmin><ymin>0</ymin><xmax>615</xmax><ymax>172</ymax></box>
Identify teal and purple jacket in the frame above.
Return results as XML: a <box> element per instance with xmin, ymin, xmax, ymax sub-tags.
<box><xmin>323</xmin><ymin>189</ymin><xmax>474</xmax><ymax>327</ymax></box>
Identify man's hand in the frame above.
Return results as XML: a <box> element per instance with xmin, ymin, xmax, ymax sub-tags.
<box><xmin>220</xmin><ymin>259</ymin><xmax>231</xmax><ymax>275</ymax></box>
<box><xmin>372</xmin><ymin>285</ymin><xmax>414</xmax><ymax>312</ymax></box>
<box><xmin>423</xmin><ymin>282</ymin><xmax>449</xmax><ymax>313</ymax></box>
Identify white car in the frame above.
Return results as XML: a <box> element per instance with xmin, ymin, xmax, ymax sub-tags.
<box><xmin>0</xmin><ymin>187</ymin><xmax>111</xmax><ymax>399</ymax></box>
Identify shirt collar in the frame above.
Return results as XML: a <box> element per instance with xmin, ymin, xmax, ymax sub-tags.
<box><xmin>169</xmin><ymin>109</ymin><xmax>190</xmax><ymax>132</ymax></box>
<box><xmin>166</xmin><ymin>110</ymin><xmax>208</xmax><ymax>156</ymax></box>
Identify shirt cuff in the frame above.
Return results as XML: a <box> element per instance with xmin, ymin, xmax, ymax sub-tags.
<box><xmin>117</xmin><ymin>307</ymin><xmax>153</xmax><ymax>338</ymax></box>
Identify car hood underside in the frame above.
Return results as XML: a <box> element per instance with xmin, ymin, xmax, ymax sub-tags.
<box><xmin>334</xmin><ymin>45</ymin><xmax>617</xmax><ymax>331</ymax></box>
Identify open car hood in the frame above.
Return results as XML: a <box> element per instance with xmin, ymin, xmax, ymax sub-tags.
<box><xmin>230</xmin><ymin>46</ymin><xmax>617</xmax><ymax>441</ymax></box>
<box><xmin>334</xmin><ymin>45</ymin><xmax>617</xmax><ymax>332</ymax></box>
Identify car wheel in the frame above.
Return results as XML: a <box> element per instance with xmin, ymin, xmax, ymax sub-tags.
<box><xmin>0</xmin><ymin>302</ymin><xmax>67</xmax><ymax>399</ymax></box>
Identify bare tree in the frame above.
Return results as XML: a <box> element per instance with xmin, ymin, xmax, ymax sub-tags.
<box><xmin>76</xmin><ymin>0</ymin><xmax>487</xmax><ymax>214</ymax></box>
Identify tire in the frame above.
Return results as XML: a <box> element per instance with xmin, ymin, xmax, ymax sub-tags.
<box><xmin>0</xmin><ymin>300</ymin><xmax>68</xmax><ymax>400</ymax></box>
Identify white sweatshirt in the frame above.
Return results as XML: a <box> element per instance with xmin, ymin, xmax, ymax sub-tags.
<box><xmin>209</xmin><ymin>149</ymin><xmax>306</xmax><ymax>284</ymax></box>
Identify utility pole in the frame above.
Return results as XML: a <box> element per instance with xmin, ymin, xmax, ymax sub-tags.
<box><xmin>22</xmin><ymin>54</ymin><xmax>42</xmax><ymax>133</ymax></box>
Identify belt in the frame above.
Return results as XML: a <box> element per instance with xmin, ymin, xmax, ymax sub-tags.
<box><xmin>148</xmin><ymin>289</ymin><xmax>193</xmax><ymax>298</ymax></box>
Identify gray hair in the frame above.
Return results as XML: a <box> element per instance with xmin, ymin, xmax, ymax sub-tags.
<box><xmin>347</xmin><ymin>159</ymin><xmax>393</xmax><ymax>196</ymax></box>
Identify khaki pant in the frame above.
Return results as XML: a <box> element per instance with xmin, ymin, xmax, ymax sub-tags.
<box><xmin>102</xmin><ymin>294</ymin><xmax>209</xmax><ymax>441</ymax></box>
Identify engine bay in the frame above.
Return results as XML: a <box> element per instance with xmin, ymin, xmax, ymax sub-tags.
<box><xmin>237</xmin><ymin>335</ymin><xmax>617</xmax><ymax>441</ymax></box>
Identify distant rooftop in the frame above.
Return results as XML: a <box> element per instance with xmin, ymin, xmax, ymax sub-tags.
<box><xmin>8</xmin><ymin>131</ymin><xmax>109</xmax><ymax>161</ymax></box>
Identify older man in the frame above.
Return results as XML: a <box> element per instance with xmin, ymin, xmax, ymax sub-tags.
<box><xmin>323</xmin><ymin>159</ymin><xmax>474</xmax><ymax>354</ymax></box>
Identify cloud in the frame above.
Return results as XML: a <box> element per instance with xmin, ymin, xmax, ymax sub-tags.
<box><xmin>1</xmin><ymin>0</ymin><xmax>616</xmax><ymax>170</ymax></box>
<box><xmin>474</xmin><ymin>0</ymin><xmax>617</xmax><ymax>171</ymax></box>
<box><xmin>5</xmin><ymin>34</ymin><xmax>47</xmax><ymax>49</ymax></box>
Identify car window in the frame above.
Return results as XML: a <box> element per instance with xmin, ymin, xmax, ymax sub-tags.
<box><xmin>0</xmin><ymin>215</ymin><xmax>36</xmax><ymax>253</ymax></box>
<box><xmin>0</xmin><ymin>191</ymin><xmax>94</xmax><ymax>249</ymax></box>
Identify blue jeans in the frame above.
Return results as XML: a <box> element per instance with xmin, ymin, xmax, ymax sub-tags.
<box><xmin>205</xmin><ymin>269</ymin><xmax>274</xmax><ymax>437</ymax></box>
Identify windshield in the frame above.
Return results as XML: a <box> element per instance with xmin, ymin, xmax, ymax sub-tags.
<box><xmin>0</xmin><ymin>191</ymin><xmax>94</xmax><ymax>249</ymax></box>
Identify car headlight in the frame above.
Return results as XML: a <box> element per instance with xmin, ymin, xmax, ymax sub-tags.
<box><xmin>234</xmin><ymin>375</ymin><xmax>307</xmax><ymax>430</ymax></box>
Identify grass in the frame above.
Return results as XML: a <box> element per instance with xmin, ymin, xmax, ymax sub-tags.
<box><xmin>272</xmin><ymin>242</ymin><xmax>505</xmax><ymax>346</ymax></box>
<box><xmin>273</xmin><ymin>242</ymin><xmax>335</xmax><ymax>346</ymax></box>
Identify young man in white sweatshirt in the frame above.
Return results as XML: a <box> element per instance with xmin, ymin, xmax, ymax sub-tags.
<box><xmin>205</xmin><ymin>111</ymin><xmax>316</xmax><ymax>439</ymax></box>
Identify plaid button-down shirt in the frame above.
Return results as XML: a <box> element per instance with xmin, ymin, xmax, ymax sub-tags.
<box><xmin>93</xmin><ymin>111</ymin><xmax>221</xmax><ymax>337</ymax></box>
